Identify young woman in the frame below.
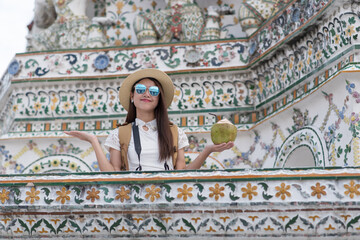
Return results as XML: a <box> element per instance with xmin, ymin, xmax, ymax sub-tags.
<box><xmin>65</xmin><ymin>69</ymin><xmax>234</xmax><ymax>171</ymax></box>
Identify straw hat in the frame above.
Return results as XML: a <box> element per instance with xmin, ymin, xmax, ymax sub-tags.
<box><xmin>119</xmin><ymin>69</ymin><xmax>174</xmax><ymax>111</ymax></box>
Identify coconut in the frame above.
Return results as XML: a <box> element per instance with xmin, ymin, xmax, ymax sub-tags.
<box><xmin>210</xmin><ymin>118</ymin><xmax>237</xmax><ymax>144</ymax></box>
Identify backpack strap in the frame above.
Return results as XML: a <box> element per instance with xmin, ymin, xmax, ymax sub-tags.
<box><xmin>169</xmin><ymin>123</ymin><xmax>179</xmax><ymax>168</ymax></box>
<box><xmin>118</xmin><ymin>123</ymin><xmax>132</xmax><ymax>171</ymax></box>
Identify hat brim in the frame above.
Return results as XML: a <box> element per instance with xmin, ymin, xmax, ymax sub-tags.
<box><xmin>119</xmin><ymin>69</ymin><xmax>174</xmax><ymax>112</ymax></box>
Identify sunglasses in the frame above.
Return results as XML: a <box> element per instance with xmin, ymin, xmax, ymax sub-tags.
<box><xmin>135</xmin><ymin>84</ymin><xmax>160</xmax><ymax>96</ymax></box>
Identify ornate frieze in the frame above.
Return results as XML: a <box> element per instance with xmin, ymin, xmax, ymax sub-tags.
<box><xmin>8</xmin><ymin>40</ymin><xmax>248</xmax><ymax>81</ymax></box>
<box><xmin>1</xmin><ymin>169</ymin><xmax>360</xmax><ymax>238</ymax></box>
<box><xmin>252</xmin><ymin>8</ymin><xmax>359</xmax><ymax>105</ymax></box>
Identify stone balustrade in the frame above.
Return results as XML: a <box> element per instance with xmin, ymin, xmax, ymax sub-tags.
<box><xmin>1</xmin><ymin>168</ymin><xmax>360</xmax><ymax>238</ymax></box>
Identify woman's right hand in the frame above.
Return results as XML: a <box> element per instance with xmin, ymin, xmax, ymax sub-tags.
<box><xmin>64</xmin><ymin>131</ymin><xmax>98</xmax><ymax>143</ymax></box>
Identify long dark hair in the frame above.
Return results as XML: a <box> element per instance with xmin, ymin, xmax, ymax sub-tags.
<box><xmin>125</xmin><ymin>78</ymin><xmax>173</xmax><ymax>162</ymax></box>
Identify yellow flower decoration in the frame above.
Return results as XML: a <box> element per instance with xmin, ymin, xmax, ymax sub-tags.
<box><xmin>32</xmin><ymin>164</ymin><xmax>41</xmax><ymax>173</ymax></box>
<box><xmin>63</xmin><ymin>102</ymin><xmax>71</xmax><ymax>110</ymax></box>
<box><xmin>0</xmin><ymin>189</ymin><xmax>10</xmax><ymax>204</ymax></box>
<box><xmin>345</xmin><ymin>25</ymin><xmax>355</xmax><ymax>37</ymax></box>
<box><xmin>91</xmin><ymin>100</ymin><xmax>99</xmax><ymax>108</ymax></box>
<box><xmin>25</xmin><ymin>187</ymin><xmax>40</xmax><ymax>204</ymax></box>
<box><xmin>298</xmin><ymin>61</ymin><xmax>304</xmax><ymax>71</ymax></box>
<box><xmin>275</xmin><ymin>183</ymin><xmax>291</xmax><ymax>200</ymax></box>
<box><xmin>86</xmin><ymin>188</ymin><xmax>100</xmax><ymax>203</ymax></box>
<box><xmin>145</xmin><ymin>185</ymin><xmax>161</xmax><ymax>202</ymax></box>
<box><xmin>69</xmin><ymin>162</ymin><xmax>77</xmax><ymax>171</ymax></box>
<box><xmin>311</xmin><ymin>182</ymin><xmax>326</xmax><ymax>199</ymax></box>
<box><xmin>177</xmin><ymin>184</ymin><xmax>193</xmax><ymax>202</ymax></box>
<box><xmin>115</xmin><ymin>186</ymin><xmax>130</xmax><ymax>202</ymax></box>
<box><xmin>187</xmin><ymin>96</ymin><xmax>196</xmax><ymax>104</ymax></box>
<box><xmin>56</xmin><ymin>187</ymin><xmax>71</xmax><ymax>204</ymax></box>
<box><xmin>222</xmin><ymin>93</ymin><xmax>230</xmax><ymax>101</ymax></box>
<box><xmin>315</xmin><ymin>51</ymin><xmax>322</xmax><ymax>60</ymax></box>
<box><xmin>51</xmin><ymin>159</ymin><xmax>60</xmax><ymax>167</ymax></box>
<box><xmin>34</xmin><ymin>102</ymin><xmax>42</xmax><ymax>111</ymax></box>
<box><xmin>241</xmin><ymin>183</ymin><xmax>258</xmax><ymax>200</ymax></box>
<box><xmin>209</xmin><ymin>183</ymin><xmax>225</xmax><ymax>201</ymax></box>
<box><xmin>344</xmin><ymin>180</ymin><xmax>360</xmax><ymax>199</ymax></box>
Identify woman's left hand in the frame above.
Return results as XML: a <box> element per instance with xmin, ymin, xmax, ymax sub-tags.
<box><xmin>205</xmin><ymin>142</ymin><xmax>234</xmax><ymax>153</ymax></box>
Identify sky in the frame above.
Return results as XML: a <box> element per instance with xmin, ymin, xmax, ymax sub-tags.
<box><xmin>0</xmin><ymin>1</ymin><xmax>34</xmax><ymax>76</ymax></box>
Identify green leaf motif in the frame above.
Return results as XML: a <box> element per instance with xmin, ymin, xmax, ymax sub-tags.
<box><xmin>225</xmin><ymin>218</ymin><xmax>238</xmax><ymax>231</ymax></box>
<box><xmin>255</xmin><ymin>217</ymin><xmax>268</xmax><ymax>230</ymax></box>
<box><xmin>14</xmin><ymin>197</ymin><xmax>23</xmax><ymax>205</ymax></box>
<box><xmin>11</xmin><ymin>188</ymin><xmax>21</xmax><ymax>196</ymax></box>
<box><xmin>197</xmin><ymin>193</ymin><xmax>207</xmax><ymax>202</ymax></box>
<box><xmin>165</xmin><ymin>194</ymin><xmax>175</xmax><ymax>202</ymax></box>
<box><xmin>72</xmin><ymin>64</ymin><xmax>88</xmax><ymax>73</ymax></box>
<box><xmin>44</xmin><ymin>197</ymin><xmax>54</xmax><ymax>204</ymax></box>
<box><xmin>331</xmin><ymin>216</ymin><xmax>345</xmax><ymax>229</ymax></box>
<box><xmin>168</xmin><ymin>219</ymin><xmax>181</xmax><ymax>232</ymax></box>
<box><xmin>96</xmin><ymin>219</ymin><xmax>109</xmax><ymax>231</ymax></box>
<box><xmin>138</xmin><ymin>218</ymin><xmax>151</xmax><ymax>231</ymax></box>
<box><xmin>229</xmin><ymin>192</ymin><xmax>240</xmax><ymax>201</ymax></box>
<box><xmin>212</xmin><ymin>219</ymin><xmax>225</xmax><ymax>231</ymax></box>
<box><xmin>5</xmin><ymin>219</ymin><xmax>17</xmax><ymax>232</ymax></box>
<box><xmin>104</xmin><ymin>196</ymin><xmax>114</xmax><ymax>203</ymax></box>
<box><xmin>110</xmin><ymin>218</ymin><xmax>123</xmax><ymax>233</ymax></box>
<box><xmin>75</xmin><ymin>196</ymin><xmax>84</xmax><ymax>204</ymax></box>
<box><xmin>131</xmin><ymin>185</ymin><xmax>140</xmax><ymax>194</ymax></box>
<box><xmin>216</xmin><ymin>89</ymin><xmax>224</xmax><ymax>95</ymax></box>
<box><xmin>69</xmin><ymin>220</ymin><xmax>82</xmax><ymax>233</ymax></box>
<box><xmin>197</xmin><ymin>219</ymin><xmax>210</xmax><ymax>232</ymax></box>
<box><xmin>82</xmin><ymin>219</ymin><xmax>94</xmax><ymax>232</ymax></box>
<box><xmin>114</xmin><ymin>53</ymin><xmax>130</xmax><ymax>62</ymax></box>
<box><xmin>18</xmin><ymin>219</ymin><xmax>30</xmax><ymax>234</ymax></box>
<box><xmin>56</xmin><ymin>220</ymin><xmax>67</xmax><ymax>234</ymax></box>
<box><xmin>349</xmin><ymin>16</ymin><xmax>356</xmax><ymax>25</ymax></box>
<box><xmin>204</xmin><ymin>50</ymin><xmax>215</xmax><ymax>60</ymax></box>
<box><xmin>194</xmin><ymin>183</ymin><xmax>204</xmax><ymax>193</ymax></box>
<box><xmin>225</xmin><ymin>183</ymin><xmax>236</xmax><ymax>192</ymax></box>
<box><xmin>262</xmin><ymin>192</ymin><xmax>273</xmax><ymax>200</ymax></box>
<box><xmin>134</xmin><ymin>195</ymin><xmax>144</xmax><ymax>203</ymax></box>
<box><xmin>124</xmin><ymin>218</ymin><xmax>137</xmax><ymax>231</ymax></box>
<box><xmin>100</xmin><ymin>187</ymin><xmax>109</xmax><ymax>195</ymax></box>
<box><xmin>285</xmin><ymin>215</ymin><xmax>298</xmax><ymax>232</ymax></box>
<box><xmin>164</xmin><ymin>58</ymin><xmax>180</xmax><ymax>68</ymax></box>
<box><xmin>72</xmin><ymin>187</ymin><xmax>81</xmax><ymax>196</ymax></box>
<box><xmin>258</xmin><ymin>182</ymin><xmax>269</xmax><ymax>191</ymax></box>
<box><xmin>31</xmin><ymin>219</ymin><xmax>43</xmax><ymax>235</ymax></box>
<box><xmin>102</xmin><ymin>104</ymin><xmax>107</xmax><ymax>112</ymax></box>
<box><xmin>162</xmin><ymin>184</ymin><xmax>171</xmax><ymax>194</ymax></box>
<box><xmin>25</xmin><ymin>59</ymin><xmax>39</xmax><ymax>69</ymax></box>
<box><xmin>347</xmin><ymin>215</ymin><xmax>360</xmax><ymax>229</ymax></box>
<box><xmin>153</xmin><ymin>218</ymin><xmax>167</xmax><ymax>233</ymax></box>
<box><xmin>43</xmin><ymin>219</ymin><xmax>56</xmax><ymax>234</ymax></box>
<box><xmin>182</xmin><ymin>218</ymin><xmax>196</xmax><ymax>233</ymax></box>
<box><xmin>270</xmin><ymin>217</ymin><xmax>284</xmax><ymax>231</ymax></box>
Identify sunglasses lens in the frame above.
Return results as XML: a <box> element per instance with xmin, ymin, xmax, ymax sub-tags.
<box><xmin>135</xmin><ymin>84</ymin><xmax>146</xmax><ymax>94</ymax></box>
<box><xmin>149</xmin><ymin>86</ymin><xmax>159</xmax><ymax>96</ymax></box>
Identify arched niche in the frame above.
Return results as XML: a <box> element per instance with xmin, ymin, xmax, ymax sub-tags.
<box><xmin>22</xmin><ymin>154</ymin><xmax>94</xmax><ymax>174</ymax></box>
<box><xmin>283</xmin><ymin>145</ymin><xmax>316</xmax><ymax>168</ymax></box>
<box><xmin>274</xmin><ymin>127</ymin><xmax>327</xmax><ymax>168</ymax></box>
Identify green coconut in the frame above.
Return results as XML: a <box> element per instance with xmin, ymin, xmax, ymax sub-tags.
<box><xmin>211</xmin><ymin>118</ymin><xmax>237</xmax><ymax>144</ymax></box>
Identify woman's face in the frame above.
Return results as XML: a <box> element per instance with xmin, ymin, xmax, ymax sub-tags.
<box><xmin>131</xmin><ymin>78</ymin><xmax>160</xmax><ymax>113</ymax></box>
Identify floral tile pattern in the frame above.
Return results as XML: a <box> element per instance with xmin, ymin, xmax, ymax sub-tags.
<box><xmin>1</xmin><ymin>170</ymin><xmax>360</xmax><ymax>238</ymax></box>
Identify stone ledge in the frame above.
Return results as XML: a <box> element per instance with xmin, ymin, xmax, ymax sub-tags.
<box><xmin>1</xmin><ymin>168</ymin><xmax>360</xmax><ymax>238</ymax></box>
